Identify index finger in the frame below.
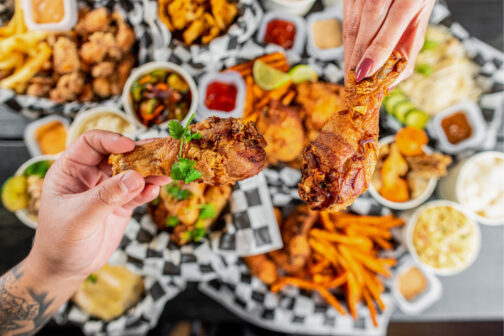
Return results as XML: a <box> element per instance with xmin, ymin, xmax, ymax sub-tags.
<box><xmin>62</xmin><ymin>130</ymin><xmax>135</xmax><ymax>167</ymax></box>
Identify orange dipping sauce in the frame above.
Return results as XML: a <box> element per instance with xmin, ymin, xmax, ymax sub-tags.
<box><xmin>35</xmin><ymin>121</ymin><xmax>67</xmax><ymax>154</ymax></box>
<box><xmin>441</xmin><ymin>111</ymin><xmax>473</xmax><ymax>144</ymax></box>
<box><xmin>264</xmin><ymin>19</ymin><xmax>297</xmax><ymax>49</ymax></box>
<box><xmin>31</xmin><ymin>0</ymin><xmax>65</xmax><ymax>24</ymax></box>
<box><xmin>205</xmin><ymin>81</ymin><xmax>237</xmax><ymax>112</ymax></box>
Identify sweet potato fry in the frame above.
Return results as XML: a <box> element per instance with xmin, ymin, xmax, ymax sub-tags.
<box><xmin>317</xmin><ymin>287</ymin><xmax>347</xmax><ymax>315</ymax></box>
<box><xmin>373</xmin><ymin>236</ymin><xmax>393</xmax><ymax>250</ymax></box>
<box><xmin>311</xmin><ymin>229</ymin><xmax>374</xmax><ymax>251</ymax></box>
<box><xmin>363</xmin><ymin>289</ymin><xmax>379</xmax><ymax>327</ymax></box>
<box><xmin>281</xmin><ymin>90</ymin><xmax>296</xmax><ymax>106</ymax></box>
<box><xmin>346</xmin><ymin>226</ymin><xmax>392</xmax><ymax>239</ymax></box>
<box><xmin>347</xmin><ymin>247</ymin><xmax>392</xmax><ymax>277</ymax></box>
<box><xmin>326</xmin><ymin>272</ymin><xmax>347</xmax><ymax>289</ymax></box>
<box><xmin>320</xmin><ymin>211</ymin><xmax>336</xmax><ymax>231</ymax></box>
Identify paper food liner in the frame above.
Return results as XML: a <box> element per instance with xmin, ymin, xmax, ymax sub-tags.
<box><xmin>0</xmin><ymin>0</ymin><xmax>156</xmax><ymax>118</ymax></box>
<box><xmin>53</xmin><ymin>248</ymin><xmax>184</xmax><ymax>336</ymax></box>
<box><xmin>191</xmin><ymin>3</ymin><xmax>504</xmax><ymax>334</ymax></box>
<box><xmin>144</xmin><ymin>0</ymin><xmax>263</xmax><ymax>69</ymax></box>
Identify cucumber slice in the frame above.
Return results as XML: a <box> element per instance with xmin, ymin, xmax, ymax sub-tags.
<box><xmin>405</xmin><ymin>109</ymin><xmax>429</xmax><ymax>129</ymax></box>
<box><xmin>383</xmin><ymin>95</ymin><xmax>407</xmax><ymax>114</ymax></box>
<box><xmin>393</xmin><ymin>101</ymin><xmax>417</xmax><ymax>122</ymax></box>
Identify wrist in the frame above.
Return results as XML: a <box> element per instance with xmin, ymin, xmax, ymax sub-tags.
<box><xmin>25</xmin><ymin>251</ymin><xmax>87</xmax><ymax>286</ymax></box>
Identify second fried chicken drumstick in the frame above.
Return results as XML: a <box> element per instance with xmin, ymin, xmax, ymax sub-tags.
<box><xmin>299</xmin><ymin>52</ymin><xmax>407</xmax><ymax>210</ymax></box>
<box><xmin>109</xmin><ymin>117</ymin><xmax>267</xmax><ymax>185</ymax></box>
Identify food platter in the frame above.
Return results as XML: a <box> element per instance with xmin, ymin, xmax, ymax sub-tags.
<box><xmin>0</xmin><ymin>0</ymin><xmax>503</xmax><ymax>335</ymax></box>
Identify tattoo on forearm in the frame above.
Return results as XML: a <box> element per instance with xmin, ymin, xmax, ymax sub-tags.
<box><xmin>0</xmin><ymin>264</ymin><xmax>54</xmax><ymax>336</ymax></box>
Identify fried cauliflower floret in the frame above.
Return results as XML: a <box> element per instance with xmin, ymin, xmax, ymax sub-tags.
<box><xmin>50</xmin><ymin>72</ymin><xmax>85</xmax><ymax>102</ymax></box>
<box><xmin>91</xmin><ymin>62</ymin><xmax>115</xmax><ymax>78</ymax></box>
<box><xmin>77</xmin><ymin>8</ymin><xmax>110</xmax><ymax>34</ymax></box>
<box><xmin>80</xmin><ymin>32</ymin><xmax>121</xmax><ymax>64</ymax></box>
<box><xmin>113</xmin><ymin>13</ymin><xmax>136</xmax><ymax>52</ymax></box>
<box><xmin>92</xmin><ymin>77</ymin><xmax>111</xmax><ymax>98</ymax></box>
<box><xmin>53</xmin><ymin>37</ymin><xmax>80</xmax><ymax>75</ymax></box>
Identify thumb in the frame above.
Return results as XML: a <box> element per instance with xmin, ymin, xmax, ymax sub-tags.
<box><xmin>83</xmin><ymin>170</ymin><xmax>145</xmax><ymax>217</ymax></box>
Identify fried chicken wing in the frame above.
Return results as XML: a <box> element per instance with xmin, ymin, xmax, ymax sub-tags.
<box><xmin>268</xmin><ymin>205</ymin><xmax>318</xmax><ymax>274</ymax></box>
<box><xmin>243</xmin><ymin>255</ymin><xmax>279</xmax><ymax>285</ymax></box>
<box><xmin>299</xmin><ymin>52</ymin><xmax>407</xmax><ymax>211</ymax></box>
<box><xmin>255</xmin><ymin>101</ymin><xmax>304</xmax><ymax>165</ymax></box>
<box><xmin>109</xmin><ymin>117</ymin><xmax>267</xmax><ymax>185</ymax></box>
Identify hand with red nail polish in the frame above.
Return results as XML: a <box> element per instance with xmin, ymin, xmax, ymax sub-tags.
<box><xmin>29</xmin><ymin>130</ymin><xmax>171</xmax><ymax>280</ymax></box>
<box><xmin>343</xmin><ymin>0</ymin><xmax>436</xmax><ymax>86</ymax></box>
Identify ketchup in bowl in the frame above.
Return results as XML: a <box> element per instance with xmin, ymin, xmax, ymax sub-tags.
<box><xmin>205</xmin><ymin>81</ymin><xmax>238</xmax><ymax>112</ymax></box>
<box><xmin>264</xmin><ymin>19</ymin><xmax>297</xmax><ymax>49</ymax></box>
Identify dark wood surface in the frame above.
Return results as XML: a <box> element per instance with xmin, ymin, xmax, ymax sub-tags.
<box><xmin>0</xmin><ymin>0</ymin><xmax>502</xmax><ymax>335</ymax></box>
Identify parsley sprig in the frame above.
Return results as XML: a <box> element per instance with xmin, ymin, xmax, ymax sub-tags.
<box><xmin>166</xmin><ymin>182</ymin><xmax>192</xmax><ymax>201</ymax></box>
<box><xmin>168</xmin><ymin>114</ymin><xmax>203</xmax><ymax>184</ymax></box>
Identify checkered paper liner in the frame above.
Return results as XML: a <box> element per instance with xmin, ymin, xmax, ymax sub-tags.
<box><xmin>143</xmin><ymin>0</ymin><xmax>263</xmax><ymax>70</ymax></box>
<box><xmin>0</xmin><ymin>0</ymin><xmax>263</xmax><ymax>119</ymax></box>
<box><xmin>0</xmin><ymin>0</ymin><xmax>156</xmax><ymax>118</ymax></box>
<box><xmin>53</xmin><ymin>248</ymin><xmax>184</xmax><ymax>336</ymax></box>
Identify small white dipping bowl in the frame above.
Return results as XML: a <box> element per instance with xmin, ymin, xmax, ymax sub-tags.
<box><xmin>405</xmin><ymin>200</ymin><xmax>481</xmax><ymax>276</ymax></box>
<box><xmin>66</xmin><ymin>106</ymin><xmax>137</xmax><ymax>146</ymax></box>
<box><xmin>122</xmin><ymin>62</ymin><xmax>198</xmax><ymax>129</ymax></box>
<box><xmin>368</xmin><ymin>135</ymin><xmax>437</xmax><ymax>210</ymax></box>
<box><xmin>15</xmin><ymin>154</ymin><xmax>59</xmax><ymax>229</ymax></box>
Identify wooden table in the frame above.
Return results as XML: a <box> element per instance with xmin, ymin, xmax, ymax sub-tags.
<box><xmin>0</xmin><ymin>0</ymin><xmax>502</xmax><ymax>335</ymax></box>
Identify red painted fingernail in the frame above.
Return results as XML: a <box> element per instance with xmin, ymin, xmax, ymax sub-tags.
<box><xmin>356</xmin><ymin>58</ymin><xmax>373</xmax><ymax>82</ymax></box>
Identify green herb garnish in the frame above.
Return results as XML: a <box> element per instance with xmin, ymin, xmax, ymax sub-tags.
<box><xmin>24</xmin><ymin>161</ymin><xmax>51</xmax><ymax>178</ymax></box>
<box><xmin>166</xmin><ymin>216</ymin><xmax>179</xmax><ymax>227</ymax></box>
<box><xmin>86</xmin><ymin>274</ymin><xmax>97</xmax><ymax>283</ymax></box>
<box><xmin>168</xmin><ymin>114</ymin><xmax>203</xmax><ymax>184</ymax></box>
<box><xmin>165</xmin><ymin>182</ymin><xmax>192</xmax><ymax>201</ymax></box>
<box><xmin>421</xmin><ymin>39</ymin><xmax>438</xmax><ymax>52</ymax></box>
<box><xmin>152</xmin><ymin>197</ymin><xmax>160</xmax><ymax>206</ymax></box>
<box><xmin>415</xmin><ymin>64</ymin><xmax>433</xmax><ymax>76</ymax></box>
<box><xmin>198</xmin><ymin>203</ymin><xmax>216</xmax><ymax>220</ymax></box>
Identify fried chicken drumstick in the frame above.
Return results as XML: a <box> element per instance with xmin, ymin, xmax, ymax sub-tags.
<box><xmin>109</xmin><ymin>117</ymin><xmax>267</xmax><ymax>185</ymax></box>
<box><xmin>299</xmin><ymin>52</ymin><xmax>407</xmax><ymax>210</ymax></box>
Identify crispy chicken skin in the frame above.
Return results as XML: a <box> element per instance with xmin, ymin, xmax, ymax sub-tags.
<box><xmin>299</xmin><ymin>52</ymin><xmax>407</xmax><ymax>211</ymax></box>
<box><xmin>109</xmin><ymin>117</ymin><xmax>267</xmax><ymax>185</ymax></box>
<box><xmin>255</xmin><ymin>101</ymin><xmax>305</xmax><ymax>165</ymax></box>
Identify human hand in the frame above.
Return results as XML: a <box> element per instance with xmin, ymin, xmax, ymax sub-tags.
<box><xmin>343</xmin><ymin>0</ymin><xmax>435</xmax><ymax>85</ymax></box>
<box><xmin>28</xmin><ymin>130</ymin><xmax>170</xmax><ymax>280</ymax></box>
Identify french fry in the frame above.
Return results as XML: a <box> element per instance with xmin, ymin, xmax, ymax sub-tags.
<box><xmin>281</xmin><ymin>90</ymin><xmax>296</xmax><ymax>106</ymax></box>
<box><xmin>310</xmin><ymin>259</ymin><xmax>330</xmax><ymax>274</ymax></box>
<box><xmin>317</xmin><ymin>287</ymin><xmax>347</xmax><ymax>315</ymax></box>
<box><xmin>363</xmin><ymin>271</ymin><xmax>385</xmax><ymax>311</ymax></box>
<box><xmin>0</xmin><ymin>31</ymin><xmax>48</xmax><ymax>59</ymax></box>
<box><xmin>346</xmin><ymin>226</ymin><xmax>392</xmax><ymax>239</ymax></box>
<box><xmin>0</xmin><ymin>43</ymin><xmax>52</xmax><ymax>89</ymax></box>
<box><xmin>311</xmin><ymin>229</ymin><xmax>374</xmax><ymax>251</ymax></box>
<box><xmin>320</xmin><ymin>211</ymin><xmax>335</xmax><ymax>231</ymax></box>
<box><xmin>338</xmin><ymin>245</ymin><xmax>365</xmax><ymax>286</ymax></box>
<box><xmin>326</xmin><ymin>272</ymin><xmax>347</xmax><ymax>289</ymax></box>
<box><xmin>346</xmin><ymin>247</ymin><xmax>392</xmax><ymax>277</ymax></box>
<box><xmin>0</xmin><ymin>52</ymin><xmax>23</xmax><ymax>70</ymax></box>
<box><xmin>346</xmin><ymin>272</ymin><xmax>359</xmax><ymax>320</ymax></box>
<box><xmin>363</xmin><ymin>289</ymin><xmax>378</xmax><ymax>327</ymax></box>
<box><xmin>373</xmin><ymin>236</ymin><xmax>393</xmax><ymax>250</ymax></box>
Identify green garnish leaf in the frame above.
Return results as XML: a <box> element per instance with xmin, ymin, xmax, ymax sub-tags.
<box><xmin>86</xmin><ymin>274</ymin><xmax>97</xmax><ymax>283</ymax></box>
<box><xmin>190</xmin><ymin>227</ymin><xmax>206</xmax><ymax>242</ymax></box>
<box><xmin>415</xmin><ymin>64</ymin><xmax>433</xmax><ymax>76</ymax></box>
<box><xmin>171</xmin><ymin>158</ymin><xmax>202</xmax><ymax>184</ymax></box>
<box><xmin>165</xmin><ymin>182</ymin><xmax>192</xmax><ymax>201</ymax></box>
<box><xmin>24</xmin><ymin>161</ymin><xmax>51</xmax><ymax>178</ymax></box>
<box><xmin>152</xmin><ymin>197</ymin><xmax>160</xmax><ymax>206</ymax></box>
<box><xmin>166</xmin><ymin>216</ymin><xmax>179</xmax><ymax>227</ymax></box>
<box><xmin>168</xmin><ymin>120</ymin><xmax>185</xmax><ymax>140</ymax></box>
<box><xmin>199</xmin><ymin>203</ymin><xmax>216</xmax><ymax>220</ymax></box>
<box><xmin>421</xmin><ymin>40</ymin><xmax>438</xmax><ymax>52</ymax></box>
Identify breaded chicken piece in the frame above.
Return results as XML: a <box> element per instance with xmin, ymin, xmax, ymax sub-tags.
<box><xmin>109</xmin><ymin>117</ymin><xmax>267</xmax><ymax>185</ymax></box>
<box><xmin>299</xmin><ymin>52</ymin><xmax>407</xmax><ymax>211</ymax></box>
<box><xmin>255</xmin><ymin>101</ymin><xmax>305</xmax><ymax>165</ymax></box>
<box><xmin>243</xmin><ymin>255</ymin><xmax>279</xmax><ymax>285</ymax></box>
<box><xmin>53</xmin><ymin>37</ymin><xmax>80</xmax><ymax>75</ymax></box>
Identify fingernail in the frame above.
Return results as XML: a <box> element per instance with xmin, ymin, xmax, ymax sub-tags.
<box><xmin>120</xmin><ymin>171</ymin><xmax>140</xmax><ymax>192</ymax></box>
<box><xmin>389</xmin><ymin>85</ymin><xmax>397</xmax><ymax>92</ymax></box>
<box><xmin>356</xmin><ymin>58</ymin><xmax>373</xmax><ymax>82</ymax></box>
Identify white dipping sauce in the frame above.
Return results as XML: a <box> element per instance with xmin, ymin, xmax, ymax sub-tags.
<box><xmin>459</xmin><ymin>156</ymin><xmax>504</xmax><ymax>220</ymax></box>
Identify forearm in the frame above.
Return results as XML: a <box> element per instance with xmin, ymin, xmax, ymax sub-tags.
<box><xmin>0</xmin><ymin>256</ymin><xmax>85</xmax><ymax>336</ymax></box>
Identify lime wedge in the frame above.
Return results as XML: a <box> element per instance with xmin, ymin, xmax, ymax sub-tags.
<box><xmin>253</xmin><ymin>60</ymin><xmax>291</xmax><ymax>91</ymax></box>
<box><xmin>288</xmin><ymin>65</ymin><xmax>318</xmax><ymax>84</ymax></box>
<box><xmin>1</xmin><ymin>175</ymin><xmax>28</xmax><ymax>212</ymax></box>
